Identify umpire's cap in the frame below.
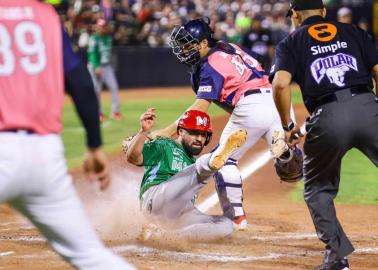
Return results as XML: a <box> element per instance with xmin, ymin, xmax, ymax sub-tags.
<box><xmin>287</xmin><ymin>0</ymin><xmax>324</xmax><ymax>17</ymax></box>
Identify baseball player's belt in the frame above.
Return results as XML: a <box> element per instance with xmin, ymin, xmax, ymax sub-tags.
<box><xmin>244</xmin><ymin>89</ymin><xmax>262</xmax><ymax>96</ymax></box>
<box><xmin>308</xmin><ymin>85</ymin><xmax>372</xmax><ymax>113</ymax></box>
<box><xmin>244</xmin><ymin>88</ymin><xmax>272</xmax><ymax>97</ymax></box>
<box><xmin>0</xmin><ymin>129</ymin><xmax>35</xmax><ymax>134</ymax></box>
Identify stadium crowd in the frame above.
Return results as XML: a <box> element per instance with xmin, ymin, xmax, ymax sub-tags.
<box><xmin>60</xmin><ymin>0</ymin><xmax>291</xmax><ymax>50</ymax></box>
<box><xmin>58</xmin><ymin>0</ymin><xmax>374</xmax><ymax>72</ymax></box>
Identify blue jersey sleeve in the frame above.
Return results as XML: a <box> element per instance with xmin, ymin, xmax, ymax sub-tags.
<box><xmin>62</xmin><ymin>27</ymin><xmax>81</xmax><ymax>73</ymax></box>
<box><xmin>196</xmin><ymin>63</ymin><xmax>224</xmax><ymax>101</ymax></box>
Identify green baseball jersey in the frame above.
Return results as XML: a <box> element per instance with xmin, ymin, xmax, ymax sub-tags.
<box><xmin>87</xmin><ymin>33</ymin><xmax>113</xmax><ymax>68</ymax></box>
<box><xmin>139</xmin><ymin>138</ymin><xmax>195</xmax><ymax>198</ymax></box>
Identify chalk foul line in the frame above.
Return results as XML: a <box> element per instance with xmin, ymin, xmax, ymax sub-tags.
<box><xmin>110</xmin><ymin>244</ymin><xmax>378</xmax><ymax>263</ymax></box>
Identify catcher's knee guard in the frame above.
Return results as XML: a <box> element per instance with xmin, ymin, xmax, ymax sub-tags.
<box><xmin>274</xmin><ymin>146</ymin><xmax>303</xmax><ymax>182</ymax></box>
<box><xmin>214</xmin><ymin>160</ymin><xmax>245</xmax><ymax>219</ymax></box>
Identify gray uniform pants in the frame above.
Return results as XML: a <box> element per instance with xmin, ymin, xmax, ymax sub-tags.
<box><xmin>141</xmin><ymin>154</ymin><xmax>233</xmax><ymax>240</ymax></box>
<box><xmin>303</xmin><ymin>90</ymin><xmax>378</xmax><ymax>259</ymax></box>
<box><xmin>88</xmin><ymin>64</ymin><xmax>120</xmax><ymax>114</ymax></box>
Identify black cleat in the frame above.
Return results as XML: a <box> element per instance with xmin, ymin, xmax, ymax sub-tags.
<box><xmin>313</xmin><ymin>258</ymin><xmax>350</xmax><ymax>270</ymax></box>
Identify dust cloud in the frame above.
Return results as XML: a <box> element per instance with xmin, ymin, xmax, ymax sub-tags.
<box><xmin>74</xmin><ymin>167</ymin><xmax>147</xmax><ymax>242</ymax></box>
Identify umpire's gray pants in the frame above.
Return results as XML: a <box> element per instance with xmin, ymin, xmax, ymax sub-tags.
<box><xmin>141</xmin><ymin>154</ymin><xmax>233</xmax><ymax>240</ymax></box>
<box><xmin>303</xmin><ymin>90</ymin><xmax>378</xmax><ymax>259</ymax></box>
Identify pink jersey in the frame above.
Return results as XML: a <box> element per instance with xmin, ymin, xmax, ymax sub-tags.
<box><xmin>0</xmin><ymin>1</ymin><xmax>64</xmax><ymax>134</ymax></box>
<box><xmin>193</xmin><ymin>42</ymin><xmax>271</xmax><ymax>109</ymax></box>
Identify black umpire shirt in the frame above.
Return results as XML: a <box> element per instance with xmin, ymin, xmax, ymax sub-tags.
<box><xmin>269</xmin><ymin>15</ymin><xmax>378</xmax><ymax>113</ymax></box>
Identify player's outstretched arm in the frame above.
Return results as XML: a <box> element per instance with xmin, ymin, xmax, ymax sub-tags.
<box><xmin>127</xmin><ymin>108</ymin><xmax>156</xmax><ymax>165</ymax></box>
<box><xmin>150</xmin><ymin>99</ymin><xmax>211</xmax><ymax>139</ymax></box>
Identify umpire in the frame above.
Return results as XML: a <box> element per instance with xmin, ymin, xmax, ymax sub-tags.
<box><xmin>270</xmin><ymin>0</ymin><xmax>378</xmax><ymax>269</ymax></box>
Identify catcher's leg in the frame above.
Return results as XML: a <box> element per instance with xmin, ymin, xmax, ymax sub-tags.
<box><xmin>215</xmin><ymin>94</ymin><xmax>271</xmax><ymax>229</ymax></box>
<box><xmin>214</xmin><ymin>164</ymin><xmax>244</xmax><ymax>220</ymax></box>
<box><xmin>10</xmin><ymin>135</ymin><xmax>135</xmax><ymax>270</ymax></box>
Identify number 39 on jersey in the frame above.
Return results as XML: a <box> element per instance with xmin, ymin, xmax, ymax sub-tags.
<box><xmin>0</xmin><ymin>21</ymin><xmax>47</xmax><ymax>76</ymax></box>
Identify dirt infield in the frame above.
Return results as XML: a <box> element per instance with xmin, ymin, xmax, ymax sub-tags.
<box><xmin>1</xmin><ymin>88</ymin><xmax>378</xmax><ymax>270</ymax></box>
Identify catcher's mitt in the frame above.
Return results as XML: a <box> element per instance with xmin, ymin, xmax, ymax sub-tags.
<box><xmin>270</xmin><ymin>130</ymin><xmax>289</xmax><ymax>158</ymax></box>
<box><xmin>274</xmin><ymin>146</ymin><xmax>303</xmax><ymax>182</ymax></box>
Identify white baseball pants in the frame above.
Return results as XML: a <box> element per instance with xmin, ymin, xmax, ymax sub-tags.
<box><xmin>0</xmin><ymin>132</ymin><xmax>135</xmax><ymax>270</ymax></box>
<box><xmin>215</xmin><ymin>88</ymin><xmax>293</xmax><ymax>218</ymax></box>
<box><xmin>141</xmin><ymin>154</ymin><xmax>233</xmax><ymax>241</ymax></box>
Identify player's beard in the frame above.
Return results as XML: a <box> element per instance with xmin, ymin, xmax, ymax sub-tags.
<box><xmin>182</xmin><ymin>140</ymin><xmax>204</xmax><ymax>157</ymax></box>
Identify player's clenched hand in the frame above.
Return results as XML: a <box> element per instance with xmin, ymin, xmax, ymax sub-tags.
<box><xmin>140</xmin><ymin>108</ymin><xmax>156</xmax><ymax>132</ymax></box>
<box><xmin>83</xmin><ymin>147</ymin><xmax>110</xmax><ymax>191</ymax></box>
<box><xmin>285</xmin><ymin>124</ymin><xmax>303</xmax><ymax>148</ymax></box>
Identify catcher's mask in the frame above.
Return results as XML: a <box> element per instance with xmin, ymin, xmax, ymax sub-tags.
<box><xmin>169</xmin><ymin>18</ymin><xmax>216</xmax><ymax>66</ymax></box>
<box><xmin>177</xmin><ymin>110</ymin><xmax>212</xmax><ymax>146</ymax></box>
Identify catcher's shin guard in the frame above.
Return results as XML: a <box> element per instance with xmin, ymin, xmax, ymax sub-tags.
<box><xmin>214</xmin><ymin>161</ymin><xmax>245</xmax><ymax>219</ymax></box>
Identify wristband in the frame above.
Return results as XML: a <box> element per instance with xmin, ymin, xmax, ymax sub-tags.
<box><xmin>283</xmin><ymin>120</ymin><xmax>295</xmax><ymax>132</ymax></box>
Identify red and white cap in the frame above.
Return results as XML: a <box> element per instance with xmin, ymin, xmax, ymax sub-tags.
<box><xmin>178</xmin><ymin>110</ymin><xmax>212</xmax><ymax>134</ymax></box>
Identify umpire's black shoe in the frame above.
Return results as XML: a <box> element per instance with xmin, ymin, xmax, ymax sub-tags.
<box><xmin>313</xmin><ymin>258</ymin><xmax>350</xmax><ymax>270</ymax></box>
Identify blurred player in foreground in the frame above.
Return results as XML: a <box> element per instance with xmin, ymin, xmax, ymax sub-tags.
<box><xmin>152</xmin><ymin>18</ymin><xmax>302</xmax><ymax>230</ymax></box>
<box><xmin>0</xmin><ymin>1</ymin><xmax>135</xmax><ymax>269</ymax></box>
<box><xmin>125</xmin><ymin>108</ymin><xmax>247</xmax><ymax>240</ymax></box>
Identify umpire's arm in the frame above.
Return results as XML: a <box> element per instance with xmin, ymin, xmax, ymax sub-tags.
<box><xmin>372</xmin><ymin>64</ymin><xmax>378</xmax><ymax>97</ymax></box>
<box><xmin>270</xmin><ymin>40</ymin><xmax>302</xmax><ymax>146</ymax></box>
<box><xmin>272</xmin><ymin>70</ymin><xmax>293</xmax><ymax>127</ymax></box>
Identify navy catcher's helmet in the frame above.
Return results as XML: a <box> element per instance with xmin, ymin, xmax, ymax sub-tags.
<box><xmin>169</xmin><ymin>18</ymin><xmax>216</xmax><ymax>66</ymax></box>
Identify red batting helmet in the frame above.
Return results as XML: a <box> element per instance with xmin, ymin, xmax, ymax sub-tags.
<box><xmin>177</xmin><ymin>110</ymin><xmax>212</xmax><ymax>145</ymax></box>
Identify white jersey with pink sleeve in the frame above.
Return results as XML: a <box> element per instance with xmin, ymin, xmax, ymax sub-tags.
<box><xmin>0</xmin><ymin>1</ymin><xmax>64</xmax><ymax>134</ymax></box>
<box><xmin>191</xmin><ymin>42</ymin><xmax>271</xmax><ymax>111</ymax></box>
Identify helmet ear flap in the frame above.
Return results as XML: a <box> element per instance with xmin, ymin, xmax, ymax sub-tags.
<box><xmin>205</xmin><ymin>133</ymin><xmax>212</xmax><ymax>146</ymax></box>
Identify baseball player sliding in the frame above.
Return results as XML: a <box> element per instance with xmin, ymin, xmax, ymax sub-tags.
<box><xmin>125</xmin><ymin>108</ymin><xmax>247</xmax><ymax>240</ymax></box>
<box><xmin>0</xmin><ymin>1</ymin><xmax>134</xmax><ymax>269</ymax></box>
<box><xmin>151</xmin><ymin>18</ymin><xmax>301</xmax><ymax>230</ymax></box>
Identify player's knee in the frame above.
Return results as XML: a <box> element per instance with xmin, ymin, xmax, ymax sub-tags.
<box><xmin>212</xmin><ymin>215</ymin><xmax>234</xmax><ymax>238</ymax></box>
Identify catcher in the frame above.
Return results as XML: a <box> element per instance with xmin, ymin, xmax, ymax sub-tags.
<box><xmin>124</xmin><ymin>108</ymin><xmax>247</xmax><ymax>240</ymax></box>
